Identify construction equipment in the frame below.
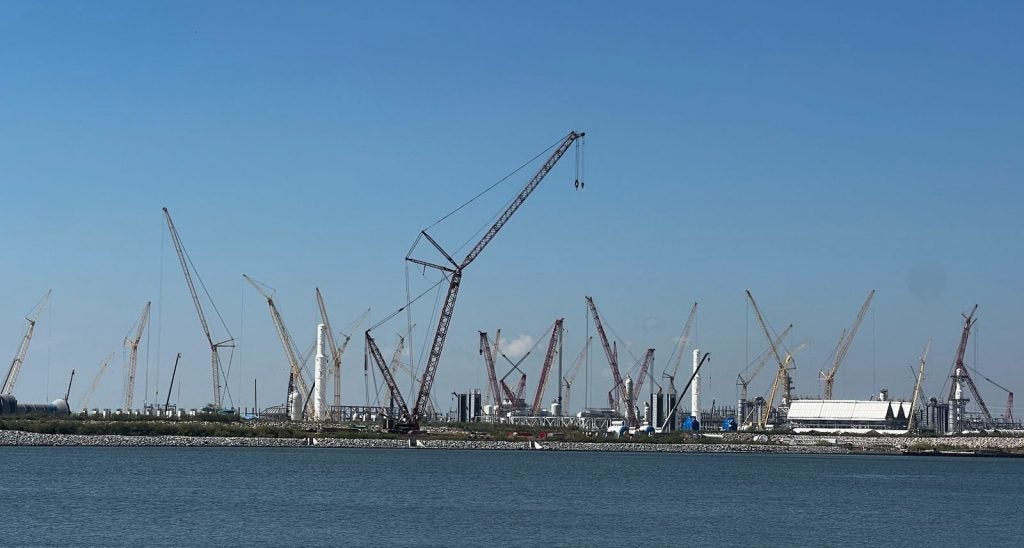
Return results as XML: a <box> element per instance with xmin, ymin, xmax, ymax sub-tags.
<box><xmin>631</xmin><ymin>349</ymin><xmax>656</xmax><ymax>421</ymax></box>
<box><xmin>970</xmin><ymin>366</ymin><xmax>1014</xmax><ymax>423</ymax></box>
<box><xmin>64</xmin><ymin>369</ymin><xmax>75</xmax><ymax>402</ymax></box>
<box><xmin>122</xmin><ymin>302</ymin><xmax>152</xmax><ymax>411</ymax></box>
<box><xmin>80</xmin><ymin>352</ymin><xmax>115</xmax><ymax>411</ymax></box>
<box><xmin>661</xmin><ymin>351</ymin><xmax>711</xmax><ymax>431</ymax></box>
<box><xmin>2</xmin><ymin>290</ymin><xmax>52</xmax><ymax>395</ymax></box>
<box><xmin>745</xmin><ymin>290</ymin><xmax>793</xmax><ymax>429</ymax></box>
<box><xmin>947</xmin><ymin>305</ymin><xmax>993</xmax><ymax>426</ymax></box>
<box><xmin>479</xmin><ymin>332</ymin><xmax>503</xmax><ymax>410</ymax></box>
<box><xmin>381</xmin><ymin>335</ymin><xmax>407</xmax><ymax>414</ymax></box>
<box><xmin>165</xmin><ymin>353</ymin><xmax>181</xmax><ymax>412</ymax></box>
<box><xmin>562</xmin><ymin>337</ymin><xmax>590</xmax><ymax>412</ymax></box>
<box><xmin>633</xmin><ymin>348</ymin><xmax>656</xmax><ymax>405</ymax></box>
<box><xmin>530</xmin><ymin>319</ymin><xmax>564</xmax><ymax>416</ymax></box>
<box><xmin>662</xmin><ymin>302</ymin><xmax>698</xmax><ymax>394</ymax></box>
<box><xmin>163</xmin><ymin>207</ymin><xmax>234</xmax><ymax>410</ymax></box>
<box><xmin>820</xmin><ymin>290</ymin><xmax>875</xmax><ymax>399</ymax></box>
<box><xmin>737</xmin><ymin>324</ymin><xmax>793</xmax><ymax>403</ymax></box>
<box><xmin>907</xmin><ymin>340</ymin><xmax>931</xmax><ymax>433</ymax></box>
<box><xmin>316</xmin><ymin>289</ymin><xmax>368</xmax><ymax>410</ymax></box>
<box><xmin>585</xmin><ymin>296</ymin><xmax>633</xmax><ymax>425</ymax></box>
<box><xmin>244</xmin><ymin>274</ymin><xmax>312</xmax><ymax>416</ymax></box>
<box><xmin>366</xmin><ymin>131</ymin><xmax>584</xmax><ymax>430</ymax></box>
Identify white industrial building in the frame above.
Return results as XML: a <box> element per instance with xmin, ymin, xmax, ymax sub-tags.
<box><xmin>787</xmin><ymin>399</ymin><xmax>913</xmax><ymax>434</ymax></box>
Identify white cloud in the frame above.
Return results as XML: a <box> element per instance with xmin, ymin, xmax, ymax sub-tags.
<box><xmin>498</xmin><ymin>334</ymin><xmax>535</xmax><ymax>360</ymax></box>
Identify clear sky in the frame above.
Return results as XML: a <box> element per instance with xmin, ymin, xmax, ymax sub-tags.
<box><xmin>2</xmin><ymin>2</ymin><xmax>1021</xmax><ymax>417</ymax></box>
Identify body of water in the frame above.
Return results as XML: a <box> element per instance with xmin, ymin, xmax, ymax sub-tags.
<box><xmin>2</xmin><ymin>447</ymin><xmax>1021</xmax><ymax>546</ymax></box>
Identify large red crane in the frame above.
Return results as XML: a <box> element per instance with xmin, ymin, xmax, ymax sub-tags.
<box><xmin>633</xmin><ymin>348</ymin><xmax>656</xmax><ymax>404</ymax></box>
<box><xmin>479</xmin><ymin>331</ymin><xmax>503</xmax><ymax>410</ymax></box>
<box><xmin>586</xmin><ymin>296</ymin><xmax>633</xmax><ymax>426</ymax></box>
<box><xmin>947</xmin><ymin>305</ymin><xmax>993</xmax><ymax>425</ymax></box>
<box><xmin>530</xmin><ymin>319</ymin><xmax>564</xmax><ymax>416</ymax></box>
<box><xmin>367</xmin><ymin>131</ymin><xmax>584</xmax><ymax>430</ymax></box>
<box><xmin>163</xmin><ymin>207</ymin><xmax>234</xmax><ymax>410</ymax></box>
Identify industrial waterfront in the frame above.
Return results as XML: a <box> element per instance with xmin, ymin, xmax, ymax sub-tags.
<box><xmin>1</xmin><ymin>131</ymin><xmax>1020</xmax><ymax>441</ymax></box>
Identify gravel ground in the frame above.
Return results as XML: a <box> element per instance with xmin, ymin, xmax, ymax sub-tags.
<box><xmin>3</xmin><ymin>429</ymin><xmax>1022</xmax><ymax>454</ymax></box>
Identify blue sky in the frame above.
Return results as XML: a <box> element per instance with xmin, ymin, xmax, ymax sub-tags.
<box><xmin>1</xmin><ymin>2</ymin><xmax>1021</xmax><ymax>416</ymax></box>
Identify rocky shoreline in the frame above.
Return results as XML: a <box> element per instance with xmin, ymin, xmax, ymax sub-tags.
<box><xmin>4</xmin><ymin>429</ymin><xmax>1023</xmax><ymax>455</ymax></box>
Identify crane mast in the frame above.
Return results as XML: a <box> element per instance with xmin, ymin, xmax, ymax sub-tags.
<box><xmin>745</xmin><ymin>290</ymin><xmax>790</xmax><ymax>428</ymax></box>
<box><xmin>122</xmin><ymin>302</ymin><xmax>152</xmax><ymax>411</ymax></box>
<box><xmin>2</xmin><ymin>290</ymin><xmax>51</xmax><ymax>395</ymax></box>
<box><xmin>514</xmin><ymin>374</ymin><xmax>527</xmax><ymax>401</ymax></box>
<box><xmin>365</xmin><ymin>332</ymin><xmax>410</xmax><ymax>422</ymax></box>
<box><xmin>663</xmin><ymin>302</ymin><xmax>698</xmax><ymax>393</ymax></box>
<box><xmin>561</xmin><ymin>338</ymin><xmax>590</xmax><ymax>412</ymax></box>
<box><xmin>244</xmin><ymin>275</ymin><xmax>311</xmax><ymax>413</ymax></box>
<box><xmin>316</xmin><ymin>290</ymin><xmax>367</xmax><ymax>410</ymax></box>
<box><xmin>165</xmin><ymin>352</ymin><xmax>181</xmax><ymax>412</ymax></box>
<box><xmin>163</xmin><ymin>208</ymin><xmax>234</xmax><ymax>410</ymax></box>
<box><xmin>907</xmin><ymin>340</ymin><xmax>931</xmax><ymax>433</ymax></box>
<box><xmin>737</xmin><ymin>324</ymin><xmax>793</xmax><ymax>402</ymax></box>
<box><xmin>530</xmin><ymin>319</ymin><xmax>564</xmax><ymax>416</ymax></box>
<box><xmin>80</xmin><ymin>352</ymin><xmax>114</xmax><ymax>411</ymax></box>
<box><xmin>947</xmin><ymin>305</ymin><xmax>993</xmax><ymax>425</ymax></box>
<box><xmin>479</xmin><ymin>332</ymin><xmax>503</xmax><ymax>409</ymax></box>
<box><xmin>822</xmin><ymin>290</ymin><xmax>875</xmax><ymax>399</ymax></box>
<box><xmin>971</xmin><ymin>367</ymin><xmax>1015</xmax><ymax>423</ymax></box>
<box><xmin>633</xmin><ymin>348</ymin><xmax>656</xmax><ymax>403</ymax></box>
<box><xmin>368</xmin><ymin>130</ymin><xmax>584</xmax><ymax>430</ymax></box>
<box><xmin>586</xmin><ymin>296</ymin><xmax>633</xmax><ymax>425</ymax></box>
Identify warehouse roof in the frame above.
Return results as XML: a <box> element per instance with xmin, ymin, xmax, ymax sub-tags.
<box><xmin>787</xmin><ymin>400</ymin><xmax>895</xmax><ymax>422</ymax></box>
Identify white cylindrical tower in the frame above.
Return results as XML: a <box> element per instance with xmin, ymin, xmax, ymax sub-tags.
<box><xmin>691</xmin><ymin>348</ymin><xmax>701</xmax><ymax>421</ymax></box>
<box><xmin>314</xmin><ymin>323</ymin><xmax>328</xmax><ymax>421</ymax></box>
<box><xmin>624</xmin><ymin>375</ymin><xmax>634</xmax><ymax>421</ymax></box>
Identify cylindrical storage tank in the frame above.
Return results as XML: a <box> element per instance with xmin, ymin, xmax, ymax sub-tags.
<box><xmin>550</xmin><ymin>402</ymin><xmax>562</xmax><ymax>416</ymax></box>
<box><xmin>289</xmin><ymin>390</ymin><xmax>304</xmax><ymax>422</ymax></box>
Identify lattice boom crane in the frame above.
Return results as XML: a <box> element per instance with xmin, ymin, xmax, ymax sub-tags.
<box><xmin>531</xmin><ymin>319</ymin><xmax>564</xmax><ymax>415</ymax></box>
<box><xmin>163</xmin><ymin>208</ymin><xmax>234</xmax><ymax>410</ymax></box>
<box><xmin>123</xmin><ymin>301</ymin><xmax>151</xmax><ymax>411</ymax></box>
<box><xmin>2</xmin><ymin>290</ymin><xmax>51</xmax><ymax>395</ymax></box>
<box><xmin>367</xmin><ymin>130</ymin><xmax>584</xmax><ymax>430</ymax></box>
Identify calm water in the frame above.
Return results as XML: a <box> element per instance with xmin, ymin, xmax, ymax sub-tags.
<box><xmin>1</xmin><ymin>447</ymin><xmax>1022</xmax><ymax>546</ymax></box>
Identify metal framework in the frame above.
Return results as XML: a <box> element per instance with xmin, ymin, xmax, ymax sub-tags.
<box><xmin>745</xmin><ymin>290</ymin><xmax>790</xmax><ymax>428</ymax></box>
<box><xmin>367</xmin><ymin>131</ymin><xmax>584</xmax><ymax>430</ymax></box>
<box><xmin>947</xmin><ymin>305</ymin><xmax>993</xmax><ymax>425</ymax></box>
<box><xmin>163</xmin><ymin>208</ymin><xmax>234</xmax><ymax>409</ymax></box>
<box><xmin>663</xmin><ymin>302</ymin><xmax>698</xmax><ymax>393</ymax></box>
<box><xmin>80</xmin><ymin>352</ymin><xmax>114</xmax><ymax>411</ymax></box>
<box><xmin>821</xmin><ymin>290</ymin><xmax>875</xmax><ymax>399</ymax></box>
<box><xmin>244</xmin><ymin>274</ymin><xmax>311</xmax><ymax>414</ymax></box>
<box><xmin>585</xmin><ymin>296</ymin><xmax>631</xmax><ymax>424</ymax></box>
<box><xmin>479</xmin><ymin>332</ymin><xmax>503</xmax><ymax>409</ymax></box>
<box><xmin>123</xmin><ymin>302</ymin><xmax>152</xmax><ymax>410</ymax></box>
<box><xmin>530</xmin><ymin>319</ymin><xmax>564</xmax><ymax>416</ymax></box>
<box><xmin>2</xmin><ymin>290</ymin><xmax>51</xmax><ymax>395</ymax></box>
